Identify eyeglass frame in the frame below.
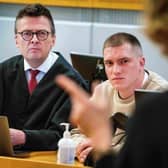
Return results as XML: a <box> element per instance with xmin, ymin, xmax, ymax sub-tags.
<box><xmin>17</xmin><ymin>30</ymin><xmax>52</xmax><ymax>41</ymax></box>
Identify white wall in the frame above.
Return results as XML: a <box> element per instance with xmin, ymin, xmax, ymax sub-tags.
<box><xmin>0</xmin><ymin>17</ymin><xmax>19</xmax><ymax>61</ymax></box>
<box><xmin>54</xmin><ymin>21</ymin><xmax>91</xmax><ymax>62</ymax></box>
<box><xmin>1</xmin><ymin>16</ymin><xmax>168</xmax><ymax>80</ymax></box>
<box><xmin>0</xmin><ymin>17</ymin><xmax>91</xmax><ymax>63</ymax></box>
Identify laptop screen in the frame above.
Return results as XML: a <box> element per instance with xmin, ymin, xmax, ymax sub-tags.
<box><xmin>0</xmin><ymin>116</ymin><xmax>30</xmax><ymax>157</ymax></box>
<box><xmin>134</xmin><ymin>89</ymin><xmax>161</xmax><ymax>107</ymax></box>
<box><xmin>70</xmin><ymin>52</ymin><xmax>107</xmax><ymax>82</ymax></box>
<box><xmin>0</xmin><ymin>116</ymin><xmax>14</xmax><ymax>156</ymax></box>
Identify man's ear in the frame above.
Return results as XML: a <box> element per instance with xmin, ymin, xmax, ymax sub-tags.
<box><xmin>15</xmin><ymin>34</ymin><xmax>19</xmax><ymax>48</ymax></box>
<box><xmin>140</xmin><ymin>56</ymin><xmax>145</xmax><ymax>66</ymax></box>
<box><xmin>51</xmin><ymin>35</ymin><xmax>56</xmax><ymax>48</ymax></box>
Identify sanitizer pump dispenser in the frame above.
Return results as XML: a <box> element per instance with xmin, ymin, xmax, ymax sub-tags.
<box><xmin>57</xmin><ymin>123</ymin><xmax>76</xmax><ymax>164</ymax></box>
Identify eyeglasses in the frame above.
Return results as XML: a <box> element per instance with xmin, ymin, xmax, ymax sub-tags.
<box><xmin>17</xmin><ymin>30</ymin><xmax>51</xmax><ymax>41</ymax></box>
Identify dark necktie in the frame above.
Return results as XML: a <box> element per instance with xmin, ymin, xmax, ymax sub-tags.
<box><xmin>28</xmin><ymin>69</ymin><xmax>39</xmax><ymax>94</ymax></box>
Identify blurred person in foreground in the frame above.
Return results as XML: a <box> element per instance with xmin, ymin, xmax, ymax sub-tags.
<box><xmin>56</xmin><ymin>0</ymin><xmax>168</xmax><ymax>167</ymax></box>
<box><xmin>71</xmin><ymin>32</ymin><xmax>168</xmax><ymax>165</ymax></box>
<box><xmin>0</xmin><ymin>3</ymin><xmax>88</xmax><ymax>151</ymax></box>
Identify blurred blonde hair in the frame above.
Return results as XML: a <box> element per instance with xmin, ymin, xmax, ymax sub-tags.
<box><xmin>144</xmin><ymin>0</ymin><xmax>168</xmax><ymax>55</ymax></box>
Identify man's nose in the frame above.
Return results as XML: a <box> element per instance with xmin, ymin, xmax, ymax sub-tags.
<box><xmin>31</xmin><ymin>33</ymin><xmax>39</xmax><ymax>42</ymax></box>
<box><xmin>112</xmin><ymin>64</ymin><xmax>121</xmax><ymax>74</ymax></box>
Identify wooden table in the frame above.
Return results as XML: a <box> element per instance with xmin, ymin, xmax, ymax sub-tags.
<box><xmin>0</xmin><ymin>151</ymin><xmax>90</xmax><ymax>168</ymax></box>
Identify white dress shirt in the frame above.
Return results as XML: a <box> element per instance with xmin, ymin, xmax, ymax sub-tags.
<box><xmin>24</xmin><ymin>52</ymin><xmax>58</xmax><ymax>83</ymax></box>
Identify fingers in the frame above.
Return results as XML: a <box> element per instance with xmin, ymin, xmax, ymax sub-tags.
<box><xmin>76</xmin><ymin>140</ymin><xmax>92</xmax><ymax>155</ymax></box>
<box><xmin>55</xmin><ymin>75</ymin><xmax>91</xmax><ymax>124</ymax></box>
<box><xmin>76</xmin><ymin>139</ymin><xmax>92</xmax><ymax>162</ymax></box>
<box><xmin>77</xmin><ymin>147</ymin><xmax>93</xmax><ymax>163</ymax></box>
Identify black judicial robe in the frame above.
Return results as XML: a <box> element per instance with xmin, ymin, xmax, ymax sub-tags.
<box><xmin>0</xmin><ymin>52</ymin><xmax>88</xmax><ymax>151</ymax></box>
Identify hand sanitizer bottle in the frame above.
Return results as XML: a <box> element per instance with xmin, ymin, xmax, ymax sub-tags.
<box><xmin>57</xmin><ymin>123</ymin><xmax>76</xmax><ymax>164</ymax></box>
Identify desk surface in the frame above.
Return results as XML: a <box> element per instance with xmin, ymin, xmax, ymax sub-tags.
<box><xmin>0</xmin><ymin>151</ymin><xmax>90</xmax><ymax>168</ymax></box>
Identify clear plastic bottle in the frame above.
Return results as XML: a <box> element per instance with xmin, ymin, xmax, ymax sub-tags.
<box><xmin>57</xmin><ymin>123</ymin><xmax>76</xmax><ymax>164</ymax></box>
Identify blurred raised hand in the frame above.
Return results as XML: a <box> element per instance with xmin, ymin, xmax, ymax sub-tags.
<box><xmin>55</xmin><ymin>75</ymin><xmax>112</xmax><ymax>153</ymax></box>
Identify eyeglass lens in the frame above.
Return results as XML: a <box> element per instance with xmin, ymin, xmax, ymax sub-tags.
<box><xmin>18</xmin><ymin>30</ymin><xmax>50</xmax><ymax>41</ymax></box>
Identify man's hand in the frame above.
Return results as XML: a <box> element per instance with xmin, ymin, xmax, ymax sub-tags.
<box><xmin>9</xmin><ymin>128</ymin><xmax>26</xmax><ymax>146</ymax></box>
<box><xmin>76</xmin><ymin>138</ymin><xmax>93</xmax><ymax>163</ymax></box>
<box><xmin>55</xmin><ymin>75</ymin><xmax>112</xmax><ymax>153</ymax></box>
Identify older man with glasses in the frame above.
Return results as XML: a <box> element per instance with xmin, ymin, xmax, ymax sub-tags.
<box><xmin>0</xmin><ymin>3</ymin><xmax>88</xmax><ymax>151</ymax></box>
<box><xmin>17</xmin><ymin>30</ymin><xmax>51</xmax><ymax>41</ymax></box>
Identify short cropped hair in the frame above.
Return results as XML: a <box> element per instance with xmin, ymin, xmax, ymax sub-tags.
<box><xmin>103</xmin><ymin>32</ymin><xmax>143</xmax><ymax>56</ymax></box>
<box><xmin>14</xmin><ymin>3</ymin><xmax>55</xmax><ymax>35</ymax></box>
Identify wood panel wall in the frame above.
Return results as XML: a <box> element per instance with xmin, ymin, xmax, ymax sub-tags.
<box><xmin>0</xmin><ymin>0</ymin><xmax>144</xmax><ymax>10</ymax></box>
